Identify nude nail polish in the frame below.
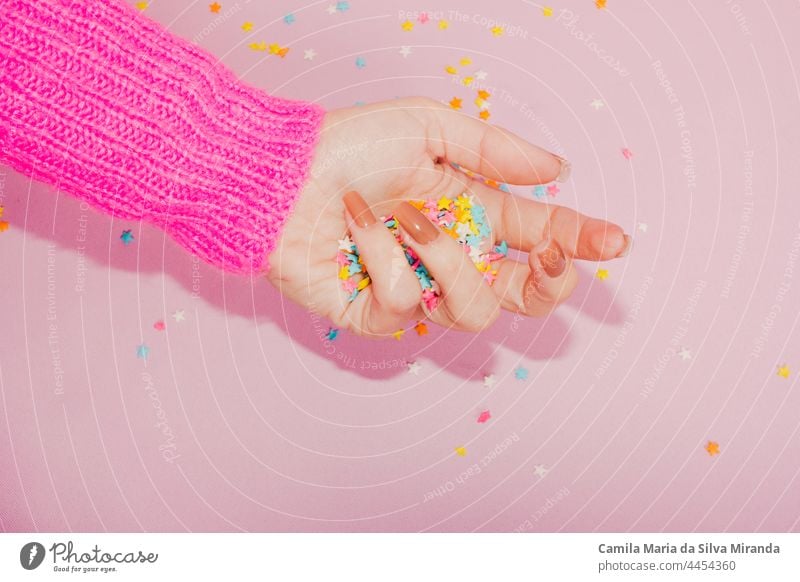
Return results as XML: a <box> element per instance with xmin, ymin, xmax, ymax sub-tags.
<box><xmin>536</xmin><ymin>238</ymin><xmax>566</xmax><ymax>278</ymax></box>
<box><xmin>394</xmin><ymin>202</ymin><xmax>440</xmax><ymax>245</ymax></box>
<box><xmin>553</xmin><ymin>154</ymin><xmax>571</xmax><ymax>183</ymax></box>
<box><xmin>343</xmin><ymin>190</ymin><xmax>377</xmax><ymax>228</ymax></box>
<box><xmin>616</xmin><ymin>234</ymin><xmax>633</xmax><ymax>258</ymax></box>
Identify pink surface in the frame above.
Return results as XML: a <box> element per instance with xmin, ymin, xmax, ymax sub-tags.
<box><xmin>1</xmin><ymin>0</ymin><xmax>799</xmax><ymax>532</ymax></box>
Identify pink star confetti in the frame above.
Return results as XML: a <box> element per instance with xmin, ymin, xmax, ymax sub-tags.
<box><xmin>153</xmin><ymin>320</ymin><xmax>166</xmax><ymax>331</ymax></box>
<box><xmin>621</xmin><ymin>147</ymin><xmax>634</xmax><ymax>159</ymax></box>
<box><xmin>477</xmin><ymin>410</ymin><xmax>491</xmax><ymax>423</ymax></box>
<box><xmin>547</xmin><ymin>183</ymin><xmax>560</xmax><ymax>197</ymax></box>
<box><xmin>418</xmin><ymin>12</ymin><xmax>429</xmax><ymax>24</ymax></box>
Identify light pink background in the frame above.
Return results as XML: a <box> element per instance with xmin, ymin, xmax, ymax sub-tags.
<box><xmin>1</xmin><ymin>0</ymin><xmax>799</xmax><ymax>532</ymax></box>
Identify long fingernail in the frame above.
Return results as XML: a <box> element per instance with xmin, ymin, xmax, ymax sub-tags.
<box><xmin>343</xmin><ymin>190</ymin><xmax>377</xmax><ymax>228</ymax></box>
<box><xmin>553</xmin><ymin>154</ymin><xmax>571</xmax><ymax>183</ymax></box>
<box><xmin>615</xmin><ymin>234</ymin><xmax>633</xmax><ymax>258</ymax></box>
<box><xmin>536</xmin><ymin>238</ymin><xmax>566</xmax><ymax>278</ymax></box>
<box><xmin>394</xmin><ymin>202</ymin><xmax>440</xmax><ymax>245</ymax></box>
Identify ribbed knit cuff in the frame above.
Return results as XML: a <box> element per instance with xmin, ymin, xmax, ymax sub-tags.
<box><xmin>0</xmin><ymin>0</ymin><xmax>325</xmax><ymax>274</ymax></box>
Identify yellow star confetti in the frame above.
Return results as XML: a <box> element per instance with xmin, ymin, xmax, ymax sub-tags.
<box><xmin>705</xmin><ymin>441</ymin><xmax>720</xmax><ymax>456</ymax></box>
<box><xmin>455</xmin><ymin>446</ymin><xmax>467</xmax><ymax>457</ymax></box>
<box><xmin>479</xmin><ymin>110</ymin><xmax>491</xmax><ymax>120</ymax></box>
<box><xmin>135</xmin><ymin>1</ymin><xmax>148</xmax><ymax>10</ymax></box>
<box><xmin>459</xmin><ymin>57</ymin><xmax>472</xmax><ymax>66</ymax></box>
<box><xmin>401</xmin><ymin>20</ymin><xmax>414</xmax><ymax>31</ymax></box>
<box><xmin>0</xmin><ymin>206</ymin><xmax>4</xmax><ymax>218</ymax></box>
<box><xmin>596</xmin><ymin>0</ymin><xmax>607</xmax><ymax>8</ymax></box>
<box><xmin>449</xmin><ymin>97</ymin><xmax>462</xmax><ymax>110</ymax></box>
<box><xmin>596</xmin><ymin>268</ymin><xmax>609</xmax><ymax>280</ymax></box>
<box><xmin>455</xmin><ymin>195</ymin><xmax>472</xmax><ymax>212</ymax></box>
<box><xmin>445</xmin><ymin>65</ymin><xmax>458</xmax><ymax>75</ymax></box>
<box><xmin>437</xmin><ymin>196</ymin><xmax>451</xmax><ymax>211</ymax></box>
<box><xmin>438</xmin><ymin>20</ymin><xmax>449</xmax><ymax>30</ymax></box>
<box><xmin>392</xmin><ymin>329</ymin><xmax>405</xmax><ymax>340</ymax></box>
<box><xmin>491</xmin><ymin>26</ymin><xmax>504</xmax><ymax>36</ymax></box>
<box><xmin>415</xmin><ymin>321</ymin><xmax>428</xmax><ymax>336</ymax></box>
<box><xmin>462</xmin><ymin>76</ymin><xmax>474</xmax><ymax>87</ymax></box>
<box><xmin>209</xmin><ymin>2</ymin><xmax>221</xmax><ymax>13</ymax></box>
<box><xmin>543</xmin><ymin>6</ymin><xmax>553</xmax><ymax>17</ymax></box>
<box><xmin>241</xmin><ymin>22</ymin><xmax>253</xmax><ymax>32</ymax></box>
<box><xmin>268</xmin><ymin>44</ymin><xmax>290</xmax><ymax>57</ymax></box>
<box><xmin>777</xmin><ymin>364</ymin><xmax>791</xmax><ymax>378</ymax></box>
<box><xmin>248</xmin><ymin>42</ymin><xmax>267</xmax><ymax>52</ymax></box>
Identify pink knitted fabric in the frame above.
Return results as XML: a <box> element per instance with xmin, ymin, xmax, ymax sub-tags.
<box><xmin>0</xmin><ymin>0</ymin><xmax>325</xmax><ymax>274</ymax></box>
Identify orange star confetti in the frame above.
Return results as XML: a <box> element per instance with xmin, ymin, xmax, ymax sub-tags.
<box><xmin>0</xmin><ymin>206</ymin><xmax>4</xmax><ymax>218</ymax></box>
<box><xmin>705</xmin><ymin>441</ymin><xmax>720</xmax><ymax>456</ymax></box>
<box><xmin>477</xmin><ymin>90</ymin><xmax>491</xmax><ymax>100</ymax></box>
<box><xmin>415</xmin><ymin>321</ymin><xmax>428</xmax><ymax>336</ymax></box>
<box><xmin>209</xmin><ymin>2</ymin><xmax>221</xmax><ymax>13</ymax></box>
<box><xmin>596</xmin><ymin>0</ymin><xmax>607</xmax><ymax>8</ymax></box>
<box><xmin>449</xmin><ymin>97</ymin><xmax>462</xmax><ymax>110</ymax></box>
<box><xmin>0</xmin><ymin>220</ymin><xmax>8</xmax><ymax>232</ymax></box>
<box><xmin>479</xmin><ymin>110</ymin><xmax>491</xmax><ymax>120</ymax></box>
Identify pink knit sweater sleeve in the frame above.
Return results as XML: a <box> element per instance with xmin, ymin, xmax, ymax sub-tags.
<box><xmin>0</xmin><ymin>0</ymin><xmax>325</xmax><ymax>274</ymax></box>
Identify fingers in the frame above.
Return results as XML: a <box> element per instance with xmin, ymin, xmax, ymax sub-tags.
<box><xmin>469</xmin><ymin>180</ymin><xmax>632</xmax><ymax>261</ymax></box>
<box><xmin>421</xmin><ymin>98</ymin><xmax>568</xmax><ymax>185</ymax></box>
<box><xmin>342</xmin><ymin>191</ymin><xmax>421</xmax><ymax>336</ymax></box>
<box><xmin>492</xmin><ymin>238</ymin><xmax>579</xmax><ymax>317</ymax></box>
<box><xmin>393</xmin><ymin>201</ymin><xmax>501</xmax><ymax>332</ymax></box>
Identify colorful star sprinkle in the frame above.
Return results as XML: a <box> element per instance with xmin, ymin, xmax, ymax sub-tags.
<box><xmin>777</xmin><ymin>364</ymin><xmax>791</xmax><ymax>378</ymax></box>
<box><xmin>415</xmin><ymin>321</ymin><xmax>428</xmax><ymax>336</ymax></box>
<box><xmin>401</xmin><ymin>20</ymin><xmax>414</xmax><ymax>32</ymax></box>
<box><xmin>477</xmin><ymin>410</ymin><xmax>491</xmax><ymax>423</ymax></box>
<box><xmin>337</xmin><ymin>194</ymin><xmax>502</xmax><ymax>312</ymax></box>
<box><xmin>336</xmin><ymin>1</ymin><xmax>349</xmax><ymax>11</ymax></box>
<box><xmin>449</xmin><ymin>97</ymin><xmax>462</xmax><ymax>110</ymax></box>
<box><xmin>392</xmin><ymin>329</ymin><xmax>405</xmax><ymax>340</ymax></box>
<box><xmin>418</xmin><ymin>12</ymin><xmax>430</xmax><ymax>24</ymax></box>
<box><xmin>135</xmin><ymin>2</ymin><xmax>148</xmax><ymax>10</ymax></box>
<box><xmin>534</xmin><ymin>464</ymin><xmax>549</xmax><ymax>478</ymax></box>
<box><xmin>514</xmin><ymin>366</ymin><xmax>529</xmax><ymax>380</ymax></box>
<box><xmin>622</xmin><ymin>147</ymin><xmax>634</xmax><ymax>159</ymax></box>
<box><xmin>0</xmin><ymin>206</ymin><xmax>7</xmax><ymax>232</ymax></box>
<box><xmin>438</xmin><ymin>20</ymin><xmax>450</xmax><ymax>30</ymax></box>
<box><xmin>543</xmin><ymin>6</ymin><xmax>553</xmax><ymax>17</ymax></box>
<box><xmin>407</xmin><ymin>361</ymin><xmax>422</xmax><ymax>375</ymax></box>
<box><xmin>120</xmin><ymin>229</ymin><xmax>134</xmax><ymax>245</ymax></box>
<box><xmin>483</xmin><ymin>374</ymin><xmax>497</xmax><ymax>388</ymax></box>
<box><xmin>326</xmin><ymin>328</ymin><xmax>339</xmax><ymax>341</ymax></box>
<box><xmin>491</xmin><ymin>26</ymin><xmax>504</xmax><ymax>36</ymax></box>
<box><xmin>596</xmin><ymin>268</ymin><xmax>609</xmax><ymax>280</ymax></box>
<box><xmin>209</xmin><ymin>2</ymin><xmax>221</xmax><ymax>14</ymax></box>
<box><xmin>136</xmin><ymin>344</ymin><xmax>150</xmax><ymax>359</ymax></box>
<box><xmin>455</xmin><ymin>446</ymin><xmax>467</xmax><ymax>457</ymax></box>
<box><xmin>153</xmin><ymin>320</ymin><xmax>166</xmax><ymax>331</ymax></box>
<box><xmin>355</xmin><ymin>56</ymin><xmax>366</xmax><ymax>69</ymax></box>
<box><xmin>283</xmin><ymin>13</ymin><xmax>296</xmax><ymax>25</ymax></box>
<box><xmin>705</xmin><ymin>441</ymin><xmax>720</xmax><ymax>456</ymax></box>
<box><xmin>172</xmin><ymin>309</ymin><xmax>186</xmax><ymax>323</ymax></box>
<box><xmin>241</xmin><ymin>21</ymin><xmax>253</xmax><ymax>32</ymax></box>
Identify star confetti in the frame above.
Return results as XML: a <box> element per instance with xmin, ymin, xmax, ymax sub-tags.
<box><xmin>399</xmin><ymin>46</ymin><xmax>412</xmax><ymax>58</ymax></box>
<box><xmin>596</xmin><ymin>268</ymin><xmax>609</xmax><ymax>280</ymax></box>
<box><xmin>415</xmin><ymin>321</ymin><xmax>428</xmax><ymax>336</ymax></box>
<box><xmin>547</xmin><ymin>183</ymin><xmax>560</xmax><ymax>197</ymax></box>
<box><xmin>283</xmin><ymin>13</ymin><xmax>296</xmax><ymax>25</ymax></box>
<box><xmin>304</xmin><ymin>49</ymin><xmax>317</xmax><ymax>60</ymax></box>
<box><xmin>449</xmin><ymin>97</ymin><xmax>462</xmax><ymax>110</ymax></box>
<box><xmin>407</xmin><ymin>361</ymin><xmax>422</xmax><ymax>375</ymax></box>
<box><xmin>326</xmin><ymin>4</ymin><xmax>337</xmax><ymax>14</ymax></box>
<box><xmin>392</xmin><ymin>329</ymin><xmax>405</xmax><ymax>340</ymax></box>
<box><xmin>477</xmin><ymin>410</ymin><xmax>491</xmax><ymax>423</ymax></box>
<box><xmin>678</xmin><ymin>347</ymin><xmax>692</xmax><ymax>361</ymax></box>
<box><xmin>136</xmin><ymin>344</ymin><xmax>150</xmax><ymax>359</ymax></box>
<box><xmin>534</xmin><ymin>464</ymin><xmax>549</xmax><ymax>478</ymax></box>
<box><xmin>637</xmin><ymin>222</ymin><xmax>649</xmax><ymax>233</ymax></box>
<box><xmin>491</xmin><ymin>26</ymin><xmax>504</xmax><ymax>36</ymax></box>
<box><xmin>209</xmin><ymin>2</ymin><xmax>221</xmax><ymax>13</ymax></box>
<box><xmin>483</xmin><ymin>374</ymin><xmax>497</xmax><ymax>388</ymax></box>
<box><xmin>705</xmin><ymin>441</ymin><xmax>720</xmax><ymax>456</ymax></box>
<box><xmin>120</xmin><ymin>230</ymin><xmax>134</xmax><ymax>245</ymax></box>
<box><xmin>777</xmin><ymin>364</ymin><xmax>791</xmax><ymax>378</ymax></box>
<box><xmin>438</xmin><ymin>20</ymin><xmax>449</xmax><ymax>30</ymax></box>
<box><xmin>401</xmin><ymin>20</ymin><xmax>414</xmax><ymax>32</ymax></box>
<box><xmin>338</xmin><ymin>195</ymin><xmax>501</xmax><ymax>310</ymax></box>
<box><xmin>135</xmin><ymin>1</ymin><xmax>148</xmax><ymax>10</ymax></box>
<box><xmin>153</xmin><ymin>320</ymin><xmax>166</xmax><ymax>331</ymax></box>
<box><xmin>543</xmin><ymin>6</ymin><xmax>553</xmax><ymax>17</ymax></box>
<box><xmin>622</xmin><ymin>147</ymin><xmax>634</xmax><ymax>159</ymax></box>
<box><xmin>249</xmin><ymin>42</ymin><xmax>267</xmax><ymax>52</ymax></box>
<box><xmin>355</xmin><ymin>56</ymin><xmax>366</xmax><ymax>69</ymax></box>
<box><xmin>479</xmin><ymin>110</ymin><xmax>491</xmax><ymax>121</ymax></box>
<box><xmin>172</xmin><ymin>309</ymin><xmax>186</xmax><ymax>322</ymax></box>
<box><xmin>418</xmin><ymin>12</ymin><xmax>430</xmax><ymax>24</ymax></box>
<box><xmin>514</xmin><ymin>366</ymin><xmax>529</xmax><ymax>380</ymax></box>
<box><xmin>241</xmin><ymin>21</ymin><xmax>253</xmax><ymax>32</ymax></box>
<box><xmin>596</xmin><ymin>0</ymin><xmax>607</xmax><ymax>8</ymax></box>
<box><xmin>455</xmin><ymin>446</ymin><xmax>467</xmax><ymax>457</ymax></box>
<box><xmin>590</xmin><ymin>99</ymin><xmax>604</xmax><ymax>110</ymax></box>
<box><xmin>326</xmin><ymin>328</ymin><xmax>339</xmax><ymax>341</ymax></box>
<box><xmin>336</xmin><ymin>1</ymin><xmax>349</xmax><ymax>11</ymax></box>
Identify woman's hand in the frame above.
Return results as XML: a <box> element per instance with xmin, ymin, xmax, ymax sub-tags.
<box><xmin>267</xmin><ymin>97</ymin><xmax>631</xmax><ymax>337</ymax></box>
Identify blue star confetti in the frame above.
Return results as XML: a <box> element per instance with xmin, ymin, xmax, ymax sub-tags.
<box><xmin>514</xmin><ymin>366</ymin><xmax>528</xmax><ymax>380</ymax></box>
<box><xmin>120</xmin><ymin>229</ymin><xmax>134</xmax><ymax>245</ymax></box>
